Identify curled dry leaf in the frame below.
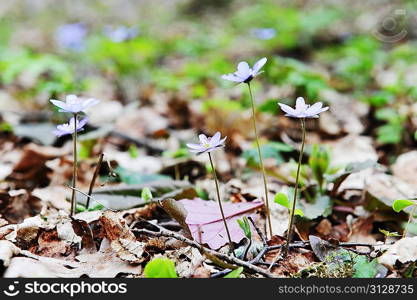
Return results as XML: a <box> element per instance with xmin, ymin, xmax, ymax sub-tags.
<box><xmin>3</xmin><ymin>240</ymin><xmax>141</xmax><ymax>278</ymax></box>
<box><xmin>99</xmin><ymin>211</ymin><xmax>146</xmax><ymax>263</ymax></box>
<box><xmin>0</xmin><ymin>240</ymin><xmax>20</xmax><ymax>267</ymax></box>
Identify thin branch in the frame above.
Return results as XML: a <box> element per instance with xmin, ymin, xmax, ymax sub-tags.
<box><xmin>86</xmin><ymin>153</ymin><xmax>104</xmax><ymax>209</ymax></box>
<box><xmin>133</xmin><ymin>226</ymin><xmax>275</xmax><ymax>278</ymax></box>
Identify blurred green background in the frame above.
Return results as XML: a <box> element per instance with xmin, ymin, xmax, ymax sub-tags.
<box><xmin>1</xmin><ymin>0</ymin><xmax>417</xmax><ymax>147</ymax></box>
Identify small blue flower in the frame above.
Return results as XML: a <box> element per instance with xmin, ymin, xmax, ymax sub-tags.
<box><xmin>104</xmin><ymin>25</ymin><xmax>139</xmax><ymax>43</ymax></box>
<box><xmin>50</xmin><ymin>95</ymin><xmax>100</xmax><ymax>114</ymax></box>
<box><xmin>186</xmin><ymin>132</ymin><xmax>227</xmax><ymax>155</ymax></box>
<box><xmin>53</xmin><ymin>117</ymin><xmax>88</xmax><ymax>137</ymax></box>
<box><xmin>251</xmin><ymin>28</ymin><xmax>276</xmax><ymax>40</ymax></box>
<box><xmin>278</xmin><ymin>97</ymin><xmax>329</xmax><ymax>118</ymax></box>
<box><xmin>221</xmin><ymin>58</ymin><xmax>267</xmax><ymax>83</ymax></box>
<box><xmin>55</xmin><ymin>23</ymin><xmax>87</xmax><ymax>51</ymax></box>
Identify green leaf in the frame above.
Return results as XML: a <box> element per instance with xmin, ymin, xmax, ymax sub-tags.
<box><xmin>141</xmin><ymin>187</ymin><xmax>153</xmax><ymax>203</ymax></box>
<box><xmin>224</xmin><ymin>267</ymin><xmax>244</xmax><ymax>278</ymax></box>
<box><xmin>128</xmin><ymin>144</ymin><xmax>139</xmax><ymax>158</ymax></box>
<box><xmin>378</xmin><ymin>228</ymin><xmax>400</xmax><ymax>237</ymax></box>
<box><xmin>274</xmin><ymin>193</ymin><xmax>290</xmax><ymax>209</ymax></box>
<box><xmin>237</xmin><ymin>217</ymin><xmax>251</xmax><ymax>239</ymax></box>
<box><xmin>392</xmin><ymin>199</ymin><xmax>416</xmax><ymax>212</ymax></box>
<box><xmin>144</xmin><ymin>258</ymin><xmax>178</xmax><ymax>278</ymax></box>
<box><xmin>353</xmin><ymin>256</ymin><xmax>378</xmax><ymax>278</ymax></box>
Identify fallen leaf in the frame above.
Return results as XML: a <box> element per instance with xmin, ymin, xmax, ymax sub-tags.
<box><xmin>178</xmin><ymin>198</ymin><xmax>263</xmax><ymax>249</ymax></box>
<box><xmin>379</xmin><ymin>237</ymin><xmax>417</xmax><ymax>269</ymax></box>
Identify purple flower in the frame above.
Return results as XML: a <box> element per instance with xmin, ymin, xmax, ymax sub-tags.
<box><xmin>186</xmin><ymin>132</ymin><xmax>227</xmax><ymax>155</ymax></box>
<box><xmin>221</xmin><ymin>57</ymin><xmax>267</xmax><ymax>83</ymax></box>
<box><xmin>104</xmin><ymin>25</ymin><xmax>139</xmax><ymax>43</ymax></box>
<box><xmin>53</xmin><ymin>117</ymin><xmax>88</xmax><ymax>137</ymax></box>
<box><xmin>251</xmin><ymin>28</ymin><xmax>276</xmax><ymax>40</ymax></box>
<box><xmin>278</xmin><ymin>97</ymin><xmax>329</xmax><ymax>118</ymax></box>
<box><xmin>50</xmin><ymin>95</ymin><xmax>100</xmax><ymax>114</ymax></box>
<box><xmin>55</xmin><ymin>23</ymin><xmax>87</xmax><ymax>51</ymax></box>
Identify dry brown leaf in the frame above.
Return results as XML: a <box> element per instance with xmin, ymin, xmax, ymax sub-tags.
<box><xmin>99</xmin><ymin>211</ymin><xmax>146</xmax><ymax>263</ymax></box>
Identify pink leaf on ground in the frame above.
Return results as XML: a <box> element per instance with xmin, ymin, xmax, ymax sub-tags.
<box><xmin>179</xmin><ymin>198</ymin><xmax>264</xmax><ymax>249</ymax></box>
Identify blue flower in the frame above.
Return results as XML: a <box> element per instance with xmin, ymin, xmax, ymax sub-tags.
<box><xmin>50</xmin><ymin>95</ymin><xmax>100</xmax><ymax>114</ymax></box>
<box><xmin>278</xmin><ymin>97</ymin><xmax>329</xmax><ymax>118</ymax></box>
<box><xmin>53</xmin><ymin>117</ymin><xmax>88</xmax><ymax>137</ymax></box>
<box><xmin>221</xmin><ymin>58</ymin><xmax>267</xmax><ymax>83</ymax></box>
<box><xmin>55</xmin><ymin>23</ymin><xmax>87</xmax><ymax>51</ymax></box>
<box><xmin>187</xmin><ymin>132</ymin><xmax>227</xmax><ymax>155</ymax></box>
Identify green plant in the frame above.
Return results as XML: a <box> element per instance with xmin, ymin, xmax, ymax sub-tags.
<box><xmin>144</xmin><ymin>258</ymin><xmax>178</xmax><ymax>278</ymax></box>
<box><xmin>274</xmin><ymin>192</ymin><xmax>304</xmax><ymax>217</ymax></box>
<box><xmin>392</xmin><ymin>199</ymin><xmax>417</xmax><ymax>238</ymax></box>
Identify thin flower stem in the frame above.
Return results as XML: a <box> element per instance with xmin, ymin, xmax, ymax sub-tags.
<box><xmin>403</xmin><ymin>205</ymin><xmax>416</xmax><ymax>238</ymax></box>
<box><xmin>208</xmin><ymin>152</ymin><xmax>234</xmax><ymax>255</ymax></box>
<box><xmin>70</xmin><ymin>113</ymin><xmax>78</xmax><ymax>216</ymax></box>
<box><xmin>86</xmin><ymin>153</ymin><xmax>104</xmax><ymax>209</ymax></box>
<box><xmin>247</xmin><ymin>83</ymin><xmax>272</xmax><ymax>238</ymax></box>
<box><xmin>284</xmin><ymin>118</ymin><xmax>306</xmax><ymax>256</ymax></box>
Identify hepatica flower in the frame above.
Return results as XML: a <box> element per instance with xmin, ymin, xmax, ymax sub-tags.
<box><xmin>221</xmin><ymin>57</ymin><xmax>267</xmax><ymax>84</ymax></box>
<box><xmin>186</xmin><ymin>132</ymin><xmax>226</xmax><ymax>155</ymax></box>
<box><xmin>104</xmin><ymin>25</ymin><xmax>139</xmax><ymax>43</ymax></box>
<box><xmin>53</xmin><ymin>117</ymin><xmax>88</xmax><ymax>137</ymax></box>
<box><xmin>55</xmin><ymin>23</ymin><xmax>87</xmax><ymax>51</ymax></box>
<box><xmin>50</xmin><ymin>95</ymin><xmax>100</xmax><ymax>114</ymax></box>
<box><xmin>278</xmin><ymin>97</ymin><xmax>329</xmax><ymax>118</ymax></box>
<box><xmin>251</xmin><ymin>28</ymin><xmax>276</xmax><ymax>40</ymax></box>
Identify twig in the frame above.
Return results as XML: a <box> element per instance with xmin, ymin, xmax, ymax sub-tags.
<box><xmin>132</xmin><ymin>226</ymin><xmax>275</xmax><ymax>278</ymax></box>
<box><xmin>86</xmin><ymin>153</ymin><xmax>104</xmax><ymax>209</ymax></box>
<box><xmin>248</xmin><ymin>216</ymin><xmax>267</xmax><ymax>247</ymax></box>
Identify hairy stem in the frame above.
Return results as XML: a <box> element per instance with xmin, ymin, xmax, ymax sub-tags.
<box><xmin>284</xmin><ymin>118</ymin><xmax>306</xmax><ymax>255</ymax></box>
<box><xmin>86</xmin><ymin>153</ymin><xmax>104</xmax><ymax>209</ymax></box>
<box><xmin>403</xmin><ymin>205</ymin><xmax>417</xmax><ymax>238</ymax></box>
<box><xmin>247</xmin><ymin>83</ymin><xmax>272</xmax><ymax>238</ymax></box>
<box><xmin>208</xmin><ymin>152</ymin><xmax>234</xmax><ymax>255</ymax></box>
<box><xmin>70</xmin><ymin>113</ymin><xmax>78</xmax><ymax>216</ymax></box>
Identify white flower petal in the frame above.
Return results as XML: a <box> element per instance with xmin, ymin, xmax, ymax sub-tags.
<box><xmin>82</xmin><ymin>98</ymin><xmax>100</xmax><ymax>109</ymax></box>
<box><xmin>221</xmin><ymin>73</ymin><xmax>244</xmax><ymax>83</ymax></box>
<box><xmin>278</xmin><ymin>103</ymin><xmax>298</xmax><ymax>116</ymax></box>
<box><xmin>252</xmin><ymin>57</ymin><xmax>267</xmax><ymax>74</ymax></box>
<box><xmin>295</xmin><ymin>97</ymin><xmax>306</xmax><ymax>111</ymax></box>
<box><xmin>210</xmin><ymin>132</ymin><xmax>221</xmax><ymax>145</ymax></box>
<box><xmin>305</xmin><ymin>102</ymin><xmax>323</xmax><ymax>115</ymax></box>
<box><xmin>186</xmin><ymin>143</ymin><xmax>202</xmax><ymax>150</ymax></box>
<box><xmin>198</xmin><ymin>134</ymin><xmax>208</xmax><ymax>144</ymax></box>
<box><xmin>236</xmin><ymin>62</ymin><xmax>250</xmax><ymax>78</ymax></box>
<box><xmin>50</xmin><ymin>100</ymin><xmax>69</xmax><ymax>111</ymax></box>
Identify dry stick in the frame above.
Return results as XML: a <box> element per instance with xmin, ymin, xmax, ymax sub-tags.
<box><xmin>208</xmin><ymin>152</ymin><xmax>234</xmax><ymax>255</ymax></box>
<box><xmin>247</xmin><ymin>83</ymin><xmax>272</xmax><ymax>238</ymax></box>
<box><xmin>283</xmin><ymin>118</ymin><xmax>306</xmax><ymax>256</ymax></box>
<box><xmin>70</xmin><ymin>113</ymin><xmax>78</xmax><ymax>216</ymax></box>
<box><xmin>403</xmin><ymin>205</ymin><xmax>417</xmax><ymax>238</ymax></box>
<box><xmin>133</xmin><ymin>226</ymin><xmax>274</xmax><ymax>278</ymax></box>
<box><xmin>86</xmin><ymin>153</ymin><xmax>104</xmax><ymax>209</ymax></box>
